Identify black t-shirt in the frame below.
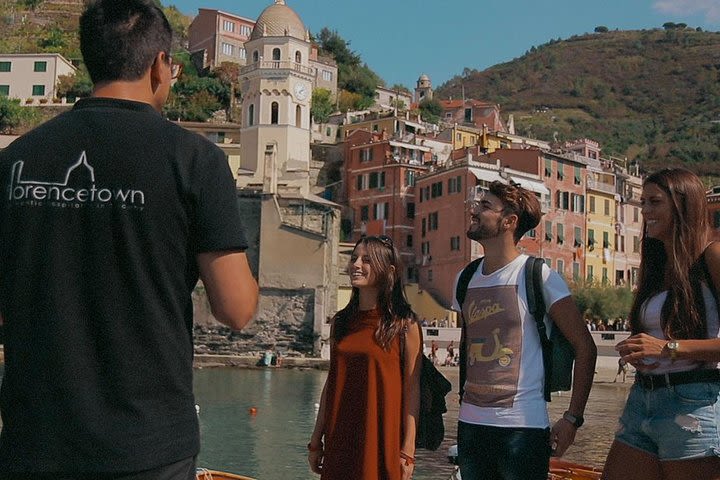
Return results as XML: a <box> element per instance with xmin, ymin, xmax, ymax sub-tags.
<box><xmin>0</xmin><ymin>98</ymin><xmax>247</xmax><ymax>473</ymax></box>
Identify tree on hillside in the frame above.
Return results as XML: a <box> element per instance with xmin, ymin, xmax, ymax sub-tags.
<box><xmin>316</xmin><ymin>27</ymin><xmax>382</xmax><ymax>108</ymax></box>
<box><xmin>164</xmin><ymin>76</ymin><xmax>229</xmax><ymax>122</ymax></box>
<box><xmin>316</xmin><ymin>27</ymin><xmax>361</xmax><ymax>68</ymax></box>
<box><xmin>0</xmin><ymin>97</ymin><xmax>37</xmax><ymax>133</ymax></box>
<box><xmin>390</xmin><ymin>83</ymin><xmax>411</xmax><ymax>94</ymax></box>
<box><xmin>56</xmin><ymin>68</ymin><xmax>93</xmax><ymax>100</ymax></box>
<box><xmin>163</xmin><ymin>5</ymin><xmax>191</xmax><ymax>51</ymax></box>
<box><xmin>594</xmin><ymin>26</ymin><xmax>609</xmax><ymax>33</ymax></box>
<box><xmin>418</xmin><ymin>98</ymin><xmax>442</xmax><ymax>124</ymax></box>
<box><xmin>22</xmin><ymin>0</ymin><xmax>43</xmax><ymax>10</ymax></box>
<box><xmin>311</xmin><ymin>88</ymin><xmax>335</xmax><ymax>123</ymax></box>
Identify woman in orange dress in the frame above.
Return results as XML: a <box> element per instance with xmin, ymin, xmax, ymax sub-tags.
<box><xmin>308</xmin><ymin>235</ymin><xmax>422</xmax><ymax>480</ymax></box>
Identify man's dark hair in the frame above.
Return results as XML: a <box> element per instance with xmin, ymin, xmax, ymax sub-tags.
<box><xmin>80</xmin><ymin>0</ymin><xmax>173</xmax><ymax>85</ymax></box>
<box><xmin>488</xmin><ymin>180</ymin><xmax>542</xmax><ymax>243</ymax></box>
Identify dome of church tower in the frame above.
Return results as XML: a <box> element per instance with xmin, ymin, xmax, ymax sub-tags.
<box><xmin>250</xmin><ymin>0</ymin><xmax>307</xmax><ymax>41</ymax></box>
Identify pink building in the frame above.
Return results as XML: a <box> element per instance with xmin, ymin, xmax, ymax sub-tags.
<box><xmin>344</xmin><ymin>130</ymin><xmax>431</xmax><ymax>280</ymax></box>
<box><xmin>413</xmin><ymin>153</ymin><xmax>547</xmax><ymax>307</ymax></box>
<box><xmin>439</xmin><ymin>99</ymin><xmax>507</xmax><ymax>133</ymax></box>
<box><xmin>188</xmin><ymin>9</ymin><xmax>256</xmax><ymax>69</ymax></box>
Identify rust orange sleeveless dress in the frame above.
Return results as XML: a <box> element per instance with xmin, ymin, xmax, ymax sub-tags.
<box><xmin>321</xmin><ymin>308</ymin><xmax>403</xmax><ymax>480</ymax></box>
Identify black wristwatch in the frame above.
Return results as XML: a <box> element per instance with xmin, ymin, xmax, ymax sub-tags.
<box><xmin>562</xmin><ymin>411</ymin><xmax>584</xmax><ymax>428</ymax></box>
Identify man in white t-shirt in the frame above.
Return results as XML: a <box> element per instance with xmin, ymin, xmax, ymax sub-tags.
<box><xmin>453</xmin><ymin>181</ymin><xmax>597</xmax><ymax>480</ymax></box>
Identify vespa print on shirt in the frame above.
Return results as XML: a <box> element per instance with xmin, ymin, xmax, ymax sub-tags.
<box><xmin>462</xmin><ymin>285</ymin><xmax>523</xmax><ymax>408</ymax></box>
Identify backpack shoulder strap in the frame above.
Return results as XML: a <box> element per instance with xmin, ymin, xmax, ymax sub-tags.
<box><xmin>525</xmin><ymin>255</ymin><xmax>552</xmax><ymax>401</ymax></box>
<box><xmin>457</xmin><ymin>257</ymin><xmax>483</xmax><ymax>401</ymax></box>
<box><xmin>456</xmin><ymin>257</ymin><xmax>484</xmax><ymax>308</ymax></box>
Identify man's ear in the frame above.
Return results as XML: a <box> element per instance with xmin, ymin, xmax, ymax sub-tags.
<box><xmin>150</xmin><ymin>51</ymin><xmax>166</xmax><ymax>92</ymax></box>
<box><xmin>504</xmin><ymin>213</ymin><xmax>519</xmax><ymax>231</ymax></box>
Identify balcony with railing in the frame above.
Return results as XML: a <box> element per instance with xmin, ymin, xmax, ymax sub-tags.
<box><xmin>240</xmin><ymin>60</ymin><xmax>315</xmax><ymax>76</ymax></box>
<box><xmin>586</xmin><ymin>177</ymin><xmax>616</xmax><ymax>195</ymax></box>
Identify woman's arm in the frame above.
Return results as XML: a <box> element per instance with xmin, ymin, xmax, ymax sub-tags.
<box><xmin>308</xmin><ymin>326</ymin><xmax>334</xmax><ymax>475</ymax></box>
<box><xmin>618</xmin><ymin>242</ymin><xmax>720</xmax><ymax>365</ymax></box>
<box><xmin>400</xmin><ymin>321</ymin><xmax>422</xmax><ymax>479</ymax></box>
<box><xmin>308</xmin><ymin>379</ymin><xmax>329</xmax><ymax>474</ymax></box>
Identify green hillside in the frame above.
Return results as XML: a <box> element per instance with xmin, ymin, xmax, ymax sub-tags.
<box><xmin>435</xmin><ymin>29</ymin><xmax>720</xmax><ymax>179</ymax></box>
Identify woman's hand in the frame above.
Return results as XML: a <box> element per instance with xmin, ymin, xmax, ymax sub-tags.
<box><xmin>400</xmin><ymin>458</ymin><xmax>415</xmax><ymax>480</ymax></box>
<box><xmin>616</xmin><ymin>333</ymin><xmax>667</xmax><ymax>371</ymax></box>
<box><xmin>308</xmin><ymin>449</ymin><xmax>323</xmax><ymax>475</ymax></box>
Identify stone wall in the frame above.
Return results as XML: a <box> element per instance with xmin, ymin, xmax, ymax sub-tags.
<box><xmin>192</xmin><ymin>286</ymin><xmax>316</xmax><ymax>357</ymax></box>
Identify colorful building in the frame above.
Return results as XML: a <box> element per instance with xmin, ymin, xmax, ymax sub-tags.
<box><xmin>413</xmin><ymin>154</ymin><xmax>547</xmax><ymax>307</ymax></box>
<box><xmin>0</xmin><ymin>53</ymin><xmax>76</xmax><ymax>103</ymax></box>
<box><xmin>344</xmin><ymin>129</ymin><xmax>432</xmax><ymax>279</ymax></box>
<box><xmin>439</xmin><ymin>99</ymin><xmax>506</xmax><ymax>133</ymax></box>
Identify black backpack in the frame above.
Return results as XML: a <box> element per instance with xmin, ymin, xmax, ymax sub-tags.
<box><xmin>400</xmin><ymin>327</ymin><xmax>452</xmax><ymax>450</ymax></box>
<box><xmin>456</xmin><ymin>256</ymin><xmax>574</xmax><ymax>402</ymax></box>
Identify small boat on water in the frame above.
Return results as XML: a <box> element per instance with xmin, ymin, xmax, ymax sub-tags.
<box><xmin>549</xmin><ymin>458</ymin><xmax>602</xmax><ymax>480</ymax></box>
<box><xmin>196</xmin><ymin>469</ymin><xmax>256</xmax><ymax>480</ymax></box>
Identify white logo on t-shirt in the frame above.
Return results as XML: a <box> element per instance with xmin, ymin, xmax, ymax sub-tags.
<box><xmin>8</xmin><ymin>151</ymin><xmax>145</xmax><ymax>210</ymax></box>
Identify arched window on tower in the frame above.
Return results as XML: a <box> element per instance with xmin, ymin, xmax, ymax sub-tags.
<box><xmin>252</xmin><ymin>50</ymin><xmax>259</xmax><ymax>62</ymax></box>
<box><xmin>272</xmin><ymin>48</ymin><xmax>281</xmax><ymax>61</ymax></box>
<box><xmin>248</xmin><ymin>104</ymin><xmax>254</xmax><ymax>127</ymax></box>
<box><xmin>295</xmin><ymin>105</ymin><xmax>302</xmax><ymax>127</ymax></box>
<box><xmin>295</xmin><ymin>51</ymin><xmax>302</xmax><ymax>64</ymax></box>
<box><xmin>271</xmin><ymin>102</ymin><xmax>279</xmax><ymax>124</ymax></box>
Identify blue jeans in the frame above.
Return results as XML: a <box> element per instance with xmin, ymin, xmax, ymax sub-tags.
<box><xmin>615</xmin><ymin>381</ymin><xmax>720</xmax><ymax>460</ymax></box>
<box><xmin>458</xmin><ymin>421</ymin><xmax>550</xmax><ymax>480</ymax></box>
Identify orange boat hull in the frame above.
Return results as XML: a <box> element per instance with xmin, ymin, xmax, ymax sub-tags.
<box><xmin>549</xmin><ymin>458</ymin><xmax>602</xmax><ymax>480</ymax></box>
<box><xmin>196</xmin><ymin>469</ymin><xmax>256</xmax><ymax>480</ymax></box>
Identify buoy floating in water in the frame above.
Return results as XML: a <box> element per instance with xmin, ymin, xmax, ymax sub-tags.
<box><xmin>248</xmin><ymin>407</ymin><xmax>257</xmax><ymax>415</ymax></box>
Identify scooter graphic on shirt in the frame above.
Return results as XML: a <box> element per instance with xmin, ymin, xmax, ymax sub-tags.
<box><xmin>468</xmin><ymin>328</ymin><xmax>513</xmax><ymax>367</ymax></box>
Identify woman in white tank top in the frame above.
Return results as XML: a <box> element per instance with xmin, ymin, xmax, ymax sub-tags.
<box><xmin>603</xmin><ymin>168</ymin><xmax>720</xmax><ymax>480</ymax></box>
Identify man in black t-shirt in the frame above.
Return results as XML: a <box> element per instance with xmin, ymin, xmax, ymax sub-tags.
<box><xmin>0</xmin><ymin>1</ymin><xmax>259</xmax><ymax>478</ymax></box>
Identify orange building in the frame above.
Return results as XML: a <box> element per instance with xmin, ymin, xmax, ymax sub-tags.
<box><xmin>188</xmin><ymin>8</ymin><xmax>256</xmax><ymax>69</ymax></box>
<box><xmin>344</xmin><ymin>130</ymin><xmax>433</xmax><ymax>280</ymax></box>
<box><xmin>476</xmin><ymin>147</ymin><xmax>588</xmax><ymax>281</ymax></box>
<box><xmin>439</xmin><ymin>99</ymin><xmax>507</xmax><ymax>133</ymax></box>
<box><xmin>413</xmin><ymin>153</ymin><xmax>548</xmax><ymax>307</ymax></box>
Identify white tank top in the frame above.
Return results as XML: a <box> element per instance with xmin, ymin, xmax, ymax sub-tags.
<box><xmin>640</xmin><ymin>284</ymin><xmax>719</xmax><ymax>374</ymax></box>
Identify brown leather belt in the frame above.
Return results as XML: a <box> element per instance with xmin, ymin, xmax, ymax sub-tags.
<box><xmin>635</xmin><ymin>369</ymin><xmax>720</xmax><ymax>390</ymax></box>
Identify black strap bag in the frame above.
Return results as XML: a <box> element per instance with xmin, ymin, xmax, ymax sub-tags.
<box><xmin>401</xmin><ymin>328</ymin><xmax>452</xmax><ymax>450</ymax></box>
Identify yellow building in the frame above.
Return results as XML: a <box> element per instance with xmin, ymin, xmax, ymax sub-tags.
<box><xmin>438</xmin><ymin>124</ymin><xmax>507</xmax><ymax>152</ymax></box>
<box><xmin>585</xmin><ymin>168</ymin><xmax>617</xmax><ymax>284</ymax></box>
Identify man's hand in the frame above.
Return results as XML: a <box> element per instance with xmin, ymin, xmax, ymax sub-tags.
<box><xmin>549</xmin><ymin>417</ymin><xmax>578</xmax><ymax>457</ymax></box>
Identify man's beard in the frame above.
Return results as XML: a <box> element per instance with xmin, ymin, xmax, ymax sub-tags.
<box><xmin>466</xmin><ymin>217</ymin><xmax>502</xmax><ymax>241</ymax></box>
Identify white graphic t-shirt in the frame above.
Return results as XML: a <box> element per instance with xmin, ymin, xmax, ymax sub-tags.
<box><xmin>452</xmin><ymin>254</ymin><xmax>570</xmax><ymax>428</ymax></box>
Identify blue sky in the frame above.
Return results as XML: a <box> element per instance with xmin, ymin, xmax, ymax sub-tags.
<box><xmin>170</xmin><ymin>0</ymin><xmax>720</xmax><ymax>90</ymax></box>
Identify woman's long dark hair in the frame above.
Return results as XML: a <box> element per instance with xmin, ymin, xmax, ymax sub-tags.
<box><xmin>630</xmin><ymin>168</ymin><xmax>710</xmax><ymax>339</ymax></box>
<box><xmin>332</xmin><ymin>236</ymin><xmax>416</xmax><ymax>350</ymax></box>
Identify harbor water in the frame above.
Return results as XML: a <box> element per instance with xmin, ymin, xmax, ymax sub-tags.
<box><xmin>191</xmin><ymin>366</ymin><xmax>630</xmax><ymax>479</ymax></box>
<box><xmin>0</xmin><ymin>364</ymin><xmax>630</xmax><ymax>479</ymax></box>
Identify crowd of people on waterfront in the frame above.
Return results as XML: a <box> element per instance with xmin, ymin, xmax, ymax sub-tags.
<box><xmin>0</xmin><ymin>2</ymin><xmax>717</xmax><ymax>480</ymax></box>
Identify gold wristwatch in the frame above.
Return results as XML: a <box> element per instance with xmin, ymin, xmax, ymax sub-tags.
<box><xmin>666</xmin><ymin>340</ymin><xmax>680</xmax><ymax>362</ymax></box>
